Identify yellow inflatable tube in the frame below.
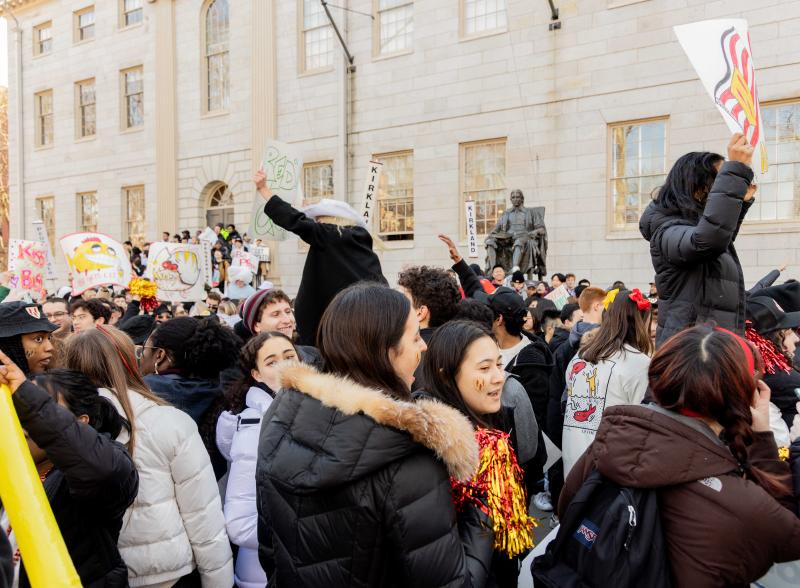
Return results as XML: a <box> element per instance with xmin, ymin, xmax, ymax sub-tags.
<box><xmin>0</xmin><ymin>384</ymin><xmax>80</xmax><ymax>587</ymax></box>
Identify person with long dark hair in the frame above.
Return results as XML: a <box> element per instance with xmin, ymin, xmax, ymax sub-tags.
<box><xmin>640</xmin><ymin>133</ymin><xmax>757</xmax><ymax>346</ymax></box>
<box><xmin>419</xmin><ymin>320</ymin><xmax>537</xmax><ymax>588</ymax></box>
<box><xmin>255</xmin><ymin>283</ymin><xmax>494</xmax><ymax>587</ymax></box>
<box><xmin>216</xmin><ymin>332</ymin><xmax>298</xmax><ymax>588</ymax></box>
<box><xmin>560</xmin><ymin>326</ymin><xmax>800</xmax><ymax>585</ymax></box>
<box><xmin>561</xmin><ymin>289</ymin><xmax>653</xmax><ymax>476</ymax></box>
<box><xmin>0</xmin><ymin>362</ymin><xmax>138</xmax><ymax>588</ymax></box>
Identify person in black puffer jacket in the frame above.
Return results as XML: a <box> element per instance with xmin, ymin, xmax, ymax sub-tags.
<box><xmin>0</xmin><ymin>365</ymin><xmax>138</xmax><ymax>588</ymax></box>
<box><xmin>256</xmin><ymin>284</ymin><xmax>494</xmax><ymax>587</ymax></box>
<box><xmin>639</xmin><ymin>133</ymin><xmax>757</xmax><ymax>347</ymax></box>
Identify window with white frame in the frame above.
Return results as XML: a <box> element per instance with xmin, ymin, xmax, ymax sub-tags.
<box><xmin>122</xmin><ymin>67</ymin><xmax>144</xmax><ymax>129</ymax></box>
<box><xmin>461</xmin><ymin>138</ymin><xmax>507</xmax><ymax>235</ymax></box>
<box><xmin>124</xmin><ymin>185</ymin><xmax>146</xmax><ymax>245</ymax></box>
<box><xmin>78</xmin><ymin>192</ymin><xmax>98</xmax><ymax>232</ymax></box>
<box><xmin>34</xmin><ymin>90</ymin><xmax>54</xmax><ymax>148</ymax></box>
<box><xmin>377</xmin><ymin>0</ymin><xmax>413</xmax><ymax>56</ymax></box>
<box><xmin>121</xmin><ymin>0</ymin><xmax>143</xmax><ymax>28</ymax></box>
<box><xmin>462</xmin><ymin>0</ymin><xmax>507</xmax><ymax>37</ymax></box>
<box><xmin>609</xmin><ymin>118</ymin><xmax>667</xmax><ymax>229</ymax></box>
<box><xmin>76</xmin><ymin>79</ymin><xmax>96</xmax><ymax>139</ymax></box>
<box><xmin>74</xmin><ymin>6</ymin><xmax>95</xmax><ymax>43</ymax></box>
<box><xmin>35</xmin><ymin>197</ymin><xmax>56</xmax><ymax>251</ymax></box>
<box><xmin>302</xmin><ymin>161</ymin><xmax>334</xmax><ymax>205</ymax></box>
<box><xmin>33</xmin><ymin>22</ymin><xmax>52</xmax><ymax>56</ymax></box>
<box><xmin>376</xmin><ymin>151</ymin><xmax>414</xmax><ymax>240</ymax></box>
<box><xmin>301</xmin><ymin>0</ymin><xmax>334</xmax><ymax>72</ymax></box>
<box><xmin>204</xmin><ymin>0</ymin><xmax>230</xmax><ymax>113</ymax></box>
<box><xmin>751</xmin><ymin>101</ymin><xmax>800</xmax><ymax>222</ymax></box>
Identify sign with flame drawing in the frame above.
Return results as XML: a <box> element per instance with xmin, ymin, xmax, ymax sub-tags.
<box><xmin>675</xmin><ymin>19</ymin><xmax>768</xmax><ymax>178</ymax></box>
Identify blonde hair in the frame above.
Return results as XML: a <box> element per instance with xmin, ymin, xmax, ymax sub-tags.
<box><xmin>218</xmin><ymin>300</ymin><xmax>237</xmax><ymax>316</ymax></box>
<box><xmin>64</xmin><ymin>325</ymin><xmax>167</xmax><ymax>454</ymax></box>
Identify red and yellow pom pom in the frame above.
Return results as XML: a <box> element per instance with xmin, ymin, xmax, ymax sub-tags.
<box><xmin>129</xmin><ymin>278</ymin><xmax>159</xmax><ymax>313</ymax></box>
<box><xmin>451</xmin><ymin>428</ymin><xmax>537</xmax><ymax>558</ymax></box>
<box><xmin>779</xmin><ymin>446</ymin><xmax>790</xmax><ymax>461</ymax></box>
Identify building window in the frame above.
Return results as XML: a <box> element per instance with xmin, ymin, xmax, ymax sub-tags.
<box><xmin>124</xmin><ymin>185</ymin><xmax>146</xmax><ymax>245</ymax></box>
<box><xmin>35</xmin><ymin>197</ymin><xmax>56</xmax><ymax>251</ymax></box>
<box><xmin>122</xmin><ymin>67</ymin><xmax>144</xmax><ymax>129</ymax></box>
<box><xmin>34</xmin><ymin>90</ymin><xmax>54</xmax><ymax>148</ymax></box>
<box><xmin>461</xmin><ymin>138</ymin><xmax>507</xmax><ymax>235</ymax></box>
<box><xmin>300</xmin><ymin>0</ymin><xmax>334</xmax><ymax>72</ymax></box>
<box><xmin>77</xmin><ymin>192</ymin><xmax>98</xmax><ymax>233</ymax></box>
<box><xmin>120</xmin><ymin>0</ymin><xmax>143</xmax><ymax>28</ymax></box>
<box><xmin>205</xmin><ymin>182</ymin><xmax>235</xmax><ymax>227</ymax></box>
<box><xmin>376</xmin><ymin>151</ymin><xmax>414</xmax><ymax>240</ymax></box>
<box><xmin>74</xmin><ymin>6</ymin><xmax>95</xmax><ymax>43</ymax></box>
<box><xmin>75</xmin><ymin>79</ymin><xmax>96</xmax><ymax>139</ymax></box>
<box><xmin>376</xmin><ymin>0</ymin><xmax>413</xmax><ymax>56</ymax></box>
<box><xmin>609</xmin><ymin>118</ymin><xmax>667</xmax><ymax>229</ymax></box>
<box><xmin>33</xmin><ymin>22</ymin><xmax>52</xmax><ymax>56</ymax></box>
<box><xmin>753</xmin><ymin>101</ymin><xmax>800</xmax><ymax>222</ymax></box>
<box><xmin>204</xmin><ymin>0</ymin><xmax>230</xmax><ymax>113</ymax></box>
<box><xmin>461</xmin><ymin>0</ymin><xmax>507</xmax><ymax>37</ymax></box>
<box><xmin>302</xmin><ymin>161</ymin><xmax>334</xmax><ymax>205</ymax></box>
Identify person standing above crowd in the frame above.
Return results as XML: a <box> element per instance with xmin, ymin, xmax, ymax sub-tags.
<box><xmin>490</xmin><ymin>264</ymin><xmax>506</xmax><ymax>287</ymax></box>
<box><xmin>0</xmin><ymin>362</ymin><xmax>138</xmax><ymax>588</ymax></box>
<box><xmin>217</xmin><ymin>332</ymin><xmax>299</xmax><ymax>588</ymax></box>
<box><xmin>66</xmin><ymin>327</ymin><xmax>232</xmax><ymax>587</ymax></box>
<box><xmin>254</xmin><ymin>169</ymin><xmax>386</xmax><ymax>346</ymax></box>
<box><xmin>255</xmin><ymin>283</ymin><xmax>493</xmax><ymax>587</ymax></box>
<box><xmin>560</xmin><ymin>326</ymin><xmax>800</xmax><ymax>585</ymax></box>
<box><xmin>640</xmin><ymin>133</ymin><xmax>756</xmax><ymax>346</ymax></box>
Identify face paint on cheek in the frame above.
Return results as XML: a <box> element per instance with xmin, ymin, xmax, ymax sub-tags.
<box><xmin>475</xmin><ymin>379</ymin><xmax>484</xmax><ymax>392</ymax></box>
<box><xmin>25</xmin><ymin>349</ymin><xmax>34</xmax><ymax>358</ymax></box>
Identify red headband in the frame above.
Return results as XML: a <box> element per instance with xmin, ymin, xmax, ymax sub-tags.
<box><xmin>715</xmin><ymin>326</ymin><xmax>755</xmax><ymax>375</ymax></box>
<box><xmin>96</xmin><ymin>325</ymin><xmax>140</xmax><ymax>382</ymax></box>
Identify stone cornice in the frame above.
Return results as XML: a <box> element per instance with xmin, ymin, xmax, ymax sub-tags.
<box><xmin>0</xmin><ymin>0</ymin><xmax>43</xmax><ymax>17</ymax></box>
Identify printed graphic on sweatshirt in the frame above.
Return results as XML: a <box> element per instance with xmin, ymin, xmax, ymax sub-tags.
<box><xmin>564</xmin><ymin>357</ymin><xmax>617</xmax><ymax>432</ymax></box>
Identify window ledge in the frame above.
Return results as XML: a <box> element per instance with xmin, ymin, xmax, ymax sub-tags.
<box><xmin>739</xmin><ymin>221</ymin><xmax>800</xmax><ymax>235</ymax></box>
<box><xmin>373</xmin><ymin>49</ymin><xmax>413</xmax><ymax>62</ymax></box>
<box><xmin>378</xmin><ymin>238</ymin><xmax>415</xmax><ymax>250</ymax></box>
<box><xmin>72</xmin><ymin>38</ymin><xmax>95</xmax><ymax>47</ymax></box>
<box><xmin>201</xmin><ymin>110</ymin><xmax>230</xmax><ymax>120</ymax></box>
<box><xmin>298</xmin><ymin>66</ymin><xmax>334</xmax><ymax>78</ymax></box>
<box><xmin>459</xmin><ymin>28</ymin><xmax>508</xmax><ymax>43</ymax></box>
<box><xmin>34</xmin><ymin>144</ymin><xmax>55</xmax><ymax>151</ymax></box>
<box><xmin>118</xmin><ymin>22</ymin><xmax>143</xmax><ymax>32</ymax></box>
<box><xmin>32</xmin><ymin>52</ymin><xmax>51</xmax><ymax>60</ymax></box>
<box><xmin>74</xmin><ymin>135</ymin><xmax>96</xmax><ymax>143</ymax></box>
<box><xmin>608</xmin><ymin>0</ymin><xmax>649</xmax><ymax>8</ymax></box>
<box><xmin>120</xmin><ymin>125</ymin><xmax>144</xmax><ymax>135</ymax></box>
<box><xmin>605</xmin><ymin>230</ymin><xmax>642</xmax><ymax>240</ymax></box>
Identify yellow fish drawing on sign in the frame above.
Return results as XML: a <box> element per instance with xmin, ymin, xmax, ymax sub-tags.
<box><xmin>68</xmin><ymin>238</ymin><xmax>123</xmax><ymax>276</ymax></box>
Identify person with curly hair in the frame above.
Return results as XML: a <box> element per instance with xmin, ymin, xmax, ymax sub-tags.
<box><xmin>397</xmin><ymin>265</ymin><xmax>461</xmax><ymax>344</ymax></box>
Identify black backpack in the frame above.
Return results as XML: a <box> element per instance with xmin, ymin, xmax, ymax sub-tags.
<box><xmin>531</xmin><ymin>469</ymin><xmax>672</xmax><ymax>588</ymax></box>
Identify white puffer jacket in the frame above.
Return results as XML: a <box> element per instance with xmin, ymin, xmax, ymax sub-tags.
<box><xmin>216</xmin><ymin>386</ymin><xmax>273</xmax><ymax>588</ymax></box>
<box><xmin>101</xmin><ymin>388</ymin><xmax>233</xmax><ymax>588</ymax></box>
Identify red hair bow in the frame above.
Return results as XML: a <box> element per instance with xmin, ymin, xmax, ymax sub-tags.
<box><xmin>628</xmin><ymin>289</ymin><xmax>651</xmax><ymax>311</ymax></box>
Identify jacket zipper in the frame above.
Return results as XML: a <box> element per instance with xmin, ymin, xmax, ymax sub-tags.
<box><xmin>620</xmin><ymin>488</ymin><xmax>637</xmax><ymax>551</ymax></box>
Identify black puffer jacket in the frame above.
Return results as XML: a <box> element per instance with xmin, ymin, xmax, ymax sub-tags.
<box><xmin>639</xmin><ymin>161</ymin><xmax>754</xmax><ymax>347</ymax></box>
<box><xmin>12</xmin><ymin>381</ymin><xmax>138</xmax><ymax>588</ymax></box>
<box><xmin>764</xmin><ymin>368</ymin><xmax>800</xmax><ymax>429</ymax></box>
<box><xmin>506</xmin><ymin>332</ymin><xmax>554</xmax><ymax>430</ymax></box>
<box><xmin>264</xmin><ymin>195</ymin><xmax>387</xmax><ymax>346</ymax></box>
<box><xmin>256</xmin><ymin>364</ymin><xmax>494</xmax><ymax>588</ymax></box>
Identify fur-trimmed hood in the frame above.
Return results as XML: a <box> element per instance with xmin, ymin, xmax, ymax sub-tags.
<box><xmin>264</xmin><ymin>363</ymin><xmax>478</xmax><ymax>485</ymax></box>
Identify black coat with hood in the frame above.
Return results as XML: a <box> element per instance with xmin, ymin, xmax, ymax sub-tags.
<box><xmin>505</xmin><ymin>331</ymin><xmax>554</xmax><ymax>430</ymax></box>
<box><xmin>256</xmin><ymin>363</ymin><xmax>494</xmax><ymax>588</ymax></box>
<box><xmin>639</xmin><ymin>161</ymin><xmax>754</xmax><ymax>347</ymax></box>
<box><xmin>12</xmin><ymin>381</ymin><xmax>138</xmax><ymax>588</ymax></box>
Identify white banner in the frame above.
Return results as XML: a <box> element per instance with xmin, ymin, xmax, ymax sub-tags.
<box><xmin>31</xmin><ymin>220</ymin><xmax>57</xmax><ymax>280</ymax></box>
<box><xmin>674</xmin><ymin>19</ymin><xmax>768</xmax><ymax>178</ymax></box>
<box><xmin>360</xmin><ymin>160</ymin><xmax>383</xmax><ymax>232</ymax></box>
<box><xmin>144</xmin><ymin>242</ymin><xmax>208</xmax><ymax>302</ymax></box>
<box><xmin>60</xmin><ymin>233</ymin><xmax>132</xmax><ymax>295</ymax></box>
<box><xmin>248</xmin><ymin>140</ymin><xmax>304</xmax><ymax>242</ymax></box>
<box><xmin>231</xmin><ymin>248</ymin><xmax>260</xmax><ymax>273</ymax></box>
<box><xmin>465</xmin><ymin>200</ymin><xmax>479</xmax><ymax>259</ymax></box>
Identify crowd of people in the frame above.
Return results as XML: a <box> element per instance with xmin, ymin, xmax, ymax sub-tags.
<box><xmin>1</xmin><ymin>132</ymin><xmax>800</xmax><ymax>588</ymax></box>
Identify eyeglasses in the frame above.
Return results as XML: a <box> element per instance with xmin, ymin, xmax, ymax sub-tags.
<box><xmin>134</xmin><ymin>345</ymin><xmax>160</xmax><ymax>360</ymax></box>
<box><xmin>45</xmin><ymin>311</ymin><xmax>68</xmax><ymax>319</ymax></box>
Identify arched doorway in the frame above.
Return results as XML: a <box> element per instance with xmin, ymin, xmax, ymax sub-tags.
<box><xmin>204</xmin><ymin>181</ymin><xmax>234</xmax><ymax>228</ymax></box>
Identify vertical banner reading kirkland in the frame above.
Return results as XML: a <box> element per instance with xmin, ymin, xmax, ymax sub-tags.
<box><xmin>674</xmin><ymin>19</ymin><xmax>768</xmax><ymax>179</ymax></box>
<box><xmin>465</xmin><ymin>200</ymin><xmax>479</xmax><ymax>258</ymax></box>
<box><xmin>360</xmin><ymin>160</ymin><xmax>383</xmax><ymax>231</ymax></box>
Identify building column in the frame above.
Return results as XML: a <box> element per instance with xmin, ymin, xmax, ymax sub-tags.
<box><xmin>251</xmin><ymin>0</ymin><xmax>277</xmax><ymax>273</ymax></box>
<box><xmin>154</xmin><ymin>0</ymin><xmax>178</xmax><ymax>235</ymax></box>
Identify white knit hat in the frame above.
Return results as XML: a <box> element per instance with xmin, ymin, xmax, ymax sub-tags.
<box><xmin>302</xmin><ymin>199</ymin><xmax>366</xmax><ymax>229</ymax></box>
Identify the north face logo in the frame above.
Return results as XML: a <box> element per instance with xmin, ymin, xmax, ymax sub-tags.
<box><xmin>25</xmin><ymin>306</ymin><xmax>41</xmax><ymax>319</ymax></box>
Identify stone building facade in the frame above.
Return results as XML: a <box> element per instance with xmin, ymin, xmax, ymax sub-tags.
<box><xmin>3</xmin><ymin>0</ymin><xmax>800</xmax><ymax>291</ymax></box>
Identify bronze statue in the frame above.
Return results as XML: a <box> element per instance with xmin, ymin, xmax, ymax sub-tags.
<box><xmin>484</xmin><ymin>190</ymin><xmax>548</xmax><ymax>279</ymax></box>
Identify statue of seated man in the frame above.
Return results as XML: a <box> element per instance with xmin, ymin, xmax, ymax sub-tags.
<box><xmin>484</xmin><ymin>189</ymin><xmax>547</xmax><ymax>278</ymax></box>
